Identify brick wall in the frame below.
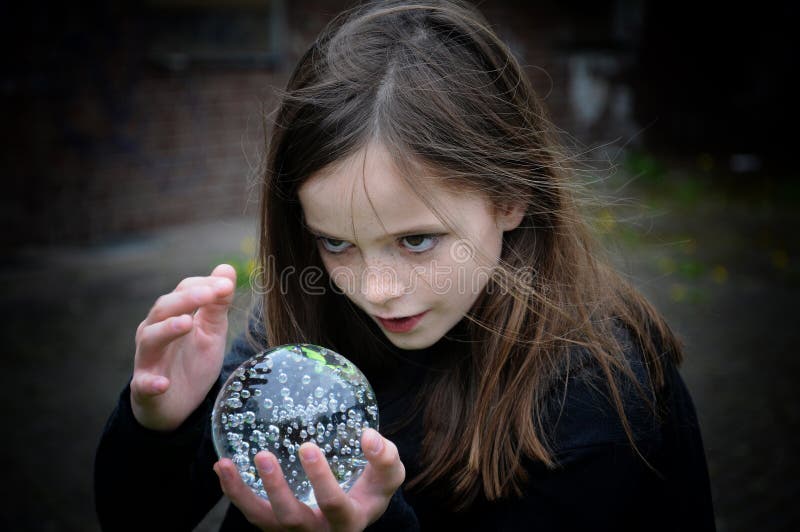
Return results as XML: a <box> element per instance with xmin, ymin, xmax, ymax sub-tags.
<box><xmin>4</xmin><ymin>0</ymin><xmax>636</xmax><ymax>249</ymax></box>
<box><xmin>84</xmin><ymin>71</ymin><xmax>280</xmax><ymax>239</ymax></box>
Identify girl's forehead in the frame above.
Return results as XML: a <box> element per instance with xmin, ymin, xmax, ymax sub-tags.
<box><xmin>297</xmin><ymin>144</ymin><xmax>471</xmax><ymax>240</ymax></box>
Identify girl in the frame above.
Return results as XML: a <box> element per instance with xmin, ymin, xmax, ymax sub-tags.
<box><xmin>95</xmin><ymin>1</ymin><xmax>716</xmax><ymax>530</ymax></box>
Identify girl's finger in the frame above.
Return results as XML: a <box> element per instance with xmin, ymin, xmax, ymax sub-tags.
<box><xmin>173</xmin><ymin>264</ymin><xmax>237</xmax><ymax>292</ymax></box>
<box><xmin>193</xmin><ymin>281</ymin><xmax>237</xmax><ymax>331</ymax></box>
<box><xmin>136</xmin><ymin>314</ymin><xmax>193</xmax><ymax>353</ymax></box>
<box><xmin>144</xmin><ymin>279</ymin><xmax>233</xmax><ymax>326</ymax></box>
<box><xmin>214</xmin><ymin>458</ymin><xmax>280</xmax><ymax>530</ymax></box>
<box><xmin>194</xmin><ymin>263</ymin><xmax>238</xmax><ymax>330</ymax></box>
<box><xmin>299</xmin><ymin>443</ymin><xmax>352</xmax><ymax>525</ymax></box>
<box><xmin>173</xmin><ymin>276</ymin><xmax>211</xmax><ymax>291</ymax></box>
<box><xmin>130</xmin><ymin>371</ymin><xmax>170</xmax><ymax>400</ymax></box>
<box><xmin>255</xmin><ymin>451</ymin><xmax>315</xmax><ymax>529</ymax></box>
<box><xmin>354</xmin><ymin>429</ymin><xmax>406</xmax><ymax>497</ymax></box>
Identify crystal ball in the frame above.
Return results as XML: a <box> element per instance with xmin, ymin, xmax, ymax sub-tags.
<box><xmin>211</xmin><ymin>344</ymin><xmax>379</xmax><ymax>507</ymax></box>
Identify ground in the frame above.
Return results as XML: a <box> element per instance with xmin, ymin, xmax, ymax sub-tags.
<box><xmin>1</xmin><ymin>156</ymin><xmax>797</xmax><ymax>531</ymax></box>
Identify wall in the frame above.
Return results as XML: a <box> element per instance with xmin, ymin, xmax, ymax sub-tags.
<box><xmin>3</xmin><ymin>0</ymin><xmax>641</xmax><ymax>249</ymax></box>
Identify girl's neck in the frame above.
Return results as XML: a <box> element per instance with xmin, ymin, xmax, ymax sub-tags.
<box><xmin>381</xmin><ymin>316</ymin><xmax>471</xmax><ymax>374</ymax></box>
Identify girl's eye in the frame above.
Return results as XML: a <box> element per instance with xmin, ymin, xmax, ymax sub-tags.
<box><xmin>318</xmin><ymin>237</ymin><xmax>352</xmax><ymax>254</ymax></box>
<box><xmin>400</xmin><ymin>234</ymin><xmax>439</xmax><ymax>253</ymax></box>
<box><xmin>317</xmin><ymin>234</ymin><xmax>440</xmax><ymax>254</ymax></box>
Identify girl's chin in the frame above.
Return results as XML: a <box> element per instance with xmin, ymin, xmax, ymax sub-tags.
<box><xmin>385</xmin><ymin>336</ymin><xmax>440</xmax><ymax>351</ymax></box>
<box><xmin>380</xmin><ymin>324</ymin><xmax>439</xmax><ymax>348</ymax></box>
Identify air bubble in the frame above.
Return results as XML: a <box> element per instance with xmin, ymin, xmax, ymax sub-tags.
<box><xmin>226</xmin><ymin>397</ymin><xmax>243</xmax><ymax>409</ymax></box>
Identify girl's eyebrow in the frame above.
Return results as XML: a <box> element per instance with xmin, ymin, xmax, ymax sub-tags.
<box><xmin>303</xmin><ymin>222</ymin><xmax>446</xmax><ymax>240</ymax></box>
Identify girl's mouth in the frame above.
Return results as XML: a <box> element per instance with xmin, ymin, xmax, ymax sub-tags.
<box><xmin>375</xmin><ymin>310</ymin><xmax>429</xmax><ymax>333</ymax></box>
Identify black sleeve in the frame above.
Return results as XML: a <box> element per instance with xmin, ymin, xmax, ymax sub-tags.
<box><xmin>365</xmin><ymin>487</ymin><xmax>421</xmax><ymax>531</ymax></box>
<box><xmin>94</xmin><ymin>305</ymin><xmax>267</xmax><ymax>531</ymax></box>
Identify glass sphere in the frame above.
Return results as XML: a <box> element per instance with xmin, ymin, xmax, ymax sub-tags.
<box><xmin>211</xmin><ymin>344</ymin><xmax>379</xmax><ymax>507</ymax></box>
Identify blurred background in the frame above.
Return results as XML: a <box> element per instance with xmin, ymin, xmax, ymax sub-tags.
<box><xmin>1</xmin><ymin>0</ymin><xmax>798</xmax><ymax>530</ymax></box>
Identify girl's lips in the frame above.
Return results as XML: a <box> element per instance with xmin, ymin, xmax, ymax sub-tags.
<box><xmin>375</xmin><ymin>310</ymin><xmax>429</xmax><ymax>333</ymax></box>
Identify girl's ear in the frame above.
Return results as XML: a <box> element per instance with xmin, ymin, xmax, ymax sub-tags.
<box><xmin>494</xmin><ymin>201</ymin><xmax>526</xmax><ymax>232</ymax></box>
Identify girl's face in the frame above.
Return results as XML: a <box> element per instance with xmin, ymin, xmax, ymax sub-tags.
<box><xmin>298</xmin><ymin>142</ymin><xmax>523</xmax><ymax>350</ymax></box>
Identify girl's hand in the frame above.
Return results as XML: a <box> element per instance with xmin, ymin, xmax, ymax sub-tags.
<box><xmin>214</xmin><ymin>428</ymin><xmax>405</xmax><ymax>531</ymax></box>
<box><xmin>130</xmin><ymin>263</ymin><xmax>237</xmax><ymax>431</ymax></box>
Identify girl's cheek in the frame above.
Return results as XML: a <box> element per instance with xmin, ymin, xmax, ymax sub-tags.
<box><xmin>319</xmin><ymin>251</ymin><xmax>348</xmax><ymax>274</ymax></box>
<box><xmin>321</xmin><ymin>258</ymin><xmax>362</xmax><ymax>297</ymax></box>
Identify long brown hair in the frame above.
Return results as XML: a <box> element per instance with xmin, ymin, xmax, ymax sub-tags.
<box><xmin>251</xmin><ymin>0</ymin><xmax>683</xmax><ymax>510</ymax></box>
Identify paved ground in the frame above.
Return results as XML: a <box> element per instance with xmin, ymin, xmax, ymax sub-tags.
<box><xmin>1</xmin><ymin>217</ymin><xmax>258</xmax><ymax>531</ymax></box>
<box><xmin>1</xmin><ymin>170</ymin><xmax>798</xmax><ymax>531</ymax></box>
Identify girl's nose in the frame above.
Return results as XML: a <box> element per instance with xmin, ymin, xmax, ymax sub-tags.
<box><xmin>361</xmin><ymin>263</ymin><xmax>403</xmax><ymax>306</ymax></box>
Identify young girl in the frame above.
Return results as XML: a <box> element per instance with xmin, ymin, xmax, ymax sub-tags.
<box><xmin>95</xmin><ymin>1</ymin><xmax>715</xmax><ymax>530</ymax></box>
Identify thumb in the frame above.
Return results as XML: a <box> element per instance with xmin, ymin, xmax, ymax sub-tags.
<box><xmin>357</xmin><ymin>429</ymin><xmax>405</xmax><ymax>495</ymax></box>
<box><xmin>195</xmin><ymin>263</ymin><xmax>237</xmax><ymax>331</ymax></box>
<box><xmin>211</xmin><ymin>263</ymin><xmax>237</xmax><ymax>285</ymax></box>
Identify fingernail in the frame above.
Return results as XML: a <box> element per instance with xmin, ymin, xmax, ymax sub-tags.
<box><xmin>213</xmin><ymin>278</ymin><xmax>231</xmax><ymax>290</ymax></box>
<box><xmin>300</xmin><ymin>445</ymin><xmax>318</xmax><ymax>463</ymax></box>
<box><xmin>369</xmin><ymin>431</ymin><xmax>383</xmax><ymax>456</ymax></box>
<box><xmin>261</xmin><ymin>453</ymin><xmax>275</xmax><ymax>474</ymax></box>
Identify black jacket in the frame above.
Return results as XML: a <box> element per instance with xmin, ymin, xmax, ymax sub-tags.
<box><xmin>95</xmin><ymin>310</ymin><xmax>715</xmax><ymax>531</ymax></box>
